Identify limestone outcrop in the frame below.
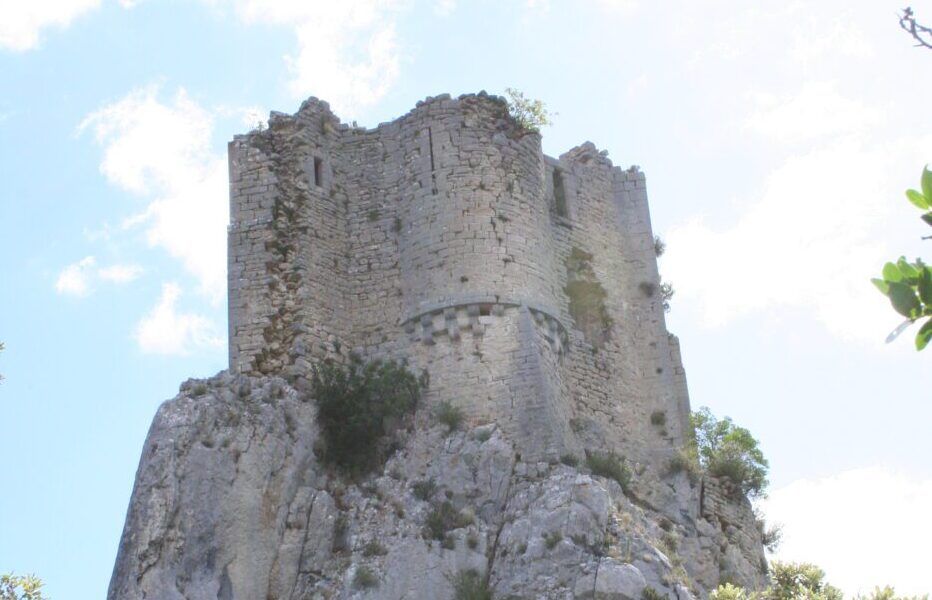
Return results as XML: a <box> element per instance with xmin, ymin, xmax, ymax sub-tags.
<box><xmin>109</xmin><ymin>374</ymin><xmax>766</xmax><ymax>599</ymax></box>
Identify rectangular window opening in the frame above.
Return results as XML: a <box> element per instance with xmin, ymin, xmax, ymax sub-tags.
<box><xmin>478</xmin><ymin>304</ymin><xmax>492</xmax><ymax>317</ymax></box>
<box><xmin>553</xmin><ymin>169</ymin><xmax>567</xmax><ymax>217</ymax></box>
<box><xmin>313</xmin><ymin>157</ymin><xmax>323</xmax><ymax>187</ymax></box>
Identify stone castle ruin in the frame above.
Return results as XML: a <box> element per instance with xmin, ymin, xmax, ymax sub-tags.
<box><xmin>108</xmin><ymin>93</ymin><xmax>767</xmax><ymax>600</ymax></box>
<box><xmin>228</xmin><ymin>92</ymin><xmax>690</xmax><ymax>465</ymax></box>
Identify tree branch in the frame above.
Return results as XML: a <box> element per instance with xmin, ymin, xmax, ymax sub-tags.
<box><xmin>900</xmin><ymin>7</ymin><xmax>932</xmax><ymax>49</ymax></box>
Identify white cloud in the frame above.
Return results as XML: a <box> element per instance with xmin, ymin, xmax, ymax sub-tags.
<box><xmin>135</xmin><ymin>282</ymin><xmax>222</xmax><ymax>355</ymax></box>
<box><xmin>55</xmin><ymin>256</ymin><xmax>96</xmax><ymax>297</ymax></box>
<box><xmin>80</xmin><ymin>85</ymin><xmax>228</xmax><ymax>301</ymax></box>
<box><xmin>233</xmin><ymin>0</ymin><xmax>402</xmax><ymax>117</ymax></box>
<box><xmin>434</xmin><ymin>0</ymin><xmax>455</xmax><ymax>16</ymax></box>
<box><xmin>663</xmin><ymin>81</ymin><xmax>931</xmax><ymax>344</ymax></box>
<box><xmin>788</xmin><ymin>9</ymin><xmax>874</xmax><ymax>66</ymax></box>
<box><xmin>744</xmin><ymin>82</ymin><xmax>884</xmax><ymax>144</ymax></box>
<box><xmin>594</xmin><ymin>0</ymin><xmax>638</xmax><ymax>14</ymax></box>
<box><xmin>0</xmin><ymin>0</ymin><xmax>101</xmax><ymax>51</ymax></box>
<box><xmin>98</xmin><ymin>263</ymin><xmax>143</xmax><ymax>283</ymax></box>
<box><xmin>55</xmin><ymin>256</ymin><xmax>144</xmax><ymax>295</ymax></box>
<box><xmin>761</xmin><ymin>467</ymin><xmax>932</xmax><ymax>597</ymax></box>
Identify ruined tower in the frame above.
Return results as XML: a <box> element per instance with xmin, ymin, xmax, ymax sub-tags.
<box><xmin>227</xmin><ymin>92</ymin><xmax>690</xmax><ymax>463</ymax></box>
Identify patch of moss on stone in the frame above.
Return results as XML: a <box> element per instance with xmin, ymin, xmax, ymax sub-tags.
<box><xmin>565</xmin><ymin>248</ymin><xmax>612</xmax><ymax>348</ymax></box>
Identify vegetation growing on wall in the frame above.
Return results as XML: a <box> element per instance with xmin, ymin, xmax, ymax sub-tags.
<box><xmin>691</xmin><ymin>407</ymin><xmax>769</xmax><ymax>498</ymax></box>
<box><xmin>504</xmin><ymin>88</ymin><xmax>555</xmax><ymax>133</ymax></box>
<box><xmin>585</xmin><ymin>449</ymin><xmax>632</xmax><ymax>491</ymax></box>
<box><xmin>565</xmin><ymin>248</ymin><xmax>613</xmax><ymax>349</ymax></box>
<box><xmin>451</xmin><ymin>569</ymin><xmax>492</xmax><ymax>600</ymax></box>
<box><xmin>311</xmin><ymin>355</ymin><xmax>428</xmax><ymax>476</ymax></box>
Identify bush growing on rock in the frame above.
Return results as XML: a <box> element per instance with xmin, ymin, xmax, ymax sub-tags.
<box><xmin>691</xmin><ymin>407</ymin><xmax>768</xmax><ymax>498</ymax></box>
<box><xmin>585</xmin><ymin>449</ymin><xmax>632</xmax><ymax>491</ymax></box>
<box><xmin>434</xmin><ymin>400</ymin><xmax>465</xmax><ymax>432</ymax></box>
<box><xmin>411</xmin><ymin>477</ymin><xmax>438</xmax><ymax>501</ymax></box>
<box><xmin>353</xmin><ymin>566</ymin><xmax>379</xmax><ymax>590</ymax></box>
<box><xmin>642</xmin><ymin>588</ymin><xmax>667</xmax><ymax>600</ymax></box>
<box><xmin>452</xmin><ymin>569</ymin><xmax>492</xmax><ymax>600</ymax></box>
<box><xmin>311</xmin><ymin>355</ymin><xmax>427</xmax><ymax>476</ymax></box>
<box><xmin>424</xmin><ymin>501</ymin><xmax>472</xmax><ymax>541</ymax></box>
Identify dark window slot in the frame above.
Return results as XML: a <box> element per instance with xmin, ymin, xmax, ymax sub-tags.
<box><xmin>313</xmin><ymin>157</ymin><xmax>323</xmax><ymax>187</ymax></box>
<box><xmin>553</xmin><ymin>169</ymin><xmax>567</xmax><ymax>217</ymax></box>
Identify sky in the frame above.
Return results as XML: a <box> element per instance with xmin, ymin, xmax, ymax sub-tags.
<box><xmin>0</xmin><ymin>0</ymin><xmax>930</xmax><ymax>597</ymax></box>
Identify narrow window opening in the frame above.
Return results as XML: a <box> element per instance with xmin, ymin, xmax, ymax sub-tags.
<box><xmin>313</xmin><ymin>157</ymin><xmax>323</xmax><ymax>187</ymax></box>
<box><xmin>478</xmin><ymin>304</ymin><xmax>492</xmax><ymax>317</ymax></box>
<box><xmin>553</xmin><ymin>169</ymin><xmax>567</xmax><ymax>217</ymax></box>
<box><xmin>427</xmin><ymin>127</ymin><xmax>436</xmax><ymax>171</ymax></box>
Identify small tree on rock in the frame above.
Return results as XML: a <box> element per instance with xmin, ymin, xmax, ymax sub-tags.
<box><xmin>691</xmin><ymin>407</ymin><xmax>769</xmax><ymax>498</ymax></box>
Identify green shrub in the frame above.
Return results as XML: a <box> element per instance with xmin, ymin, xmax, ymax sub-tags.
<box><xmin>767</xmin><ymin>562</ymin><xmax>843</xmax><ymax>600</ymax></box>
<box><xmin>1</xmin><ymin>573</ymin><xmax>47</xmax><ymax>600</ymax></box>
<box><xmin>362</xmin><ymin>540</ymin><xmax>387</xmax><ymax>557</ymax></box>
<box><xmin>504</xmin><ymin>88</ymin><xmax>554</xmax><ymax>133</ymax></box>
<box><xmin>543</xmin><ymin>531</ymin><xmax>562</xmax><ymax>550</ymax></box>
<box><xmin>757</xmin><ymin>519</ymin><xmax>782</xmax><ymax>553</ymax></box>
<box><xmin>467</xmin><ymin>533</ymin><xmax>479</xmax><ymax>549</ymax></box>
<box><xmin>452</xmin><ymin>569</ymin><xmax>492</xmax><ymax>600</ymax></box>
<box><xmin>560</xmin><ymin>453</ymin><xmax>579</xmax><ymax>467</ymax></box>
<box><xmin>666</xmin><ymin>446</ymin><xmax>701</xmax><ymax>483</ymax></box>
<box><xmin>434</xmin><ymin>401</ymin><xmax>465</xmax><ymax>432</ymax></box>
<box><xmin>192</xmin><ymin>382</ymin><xmax>208</xmax><ymax>397</ymax></box>
<box><xmin>709</xmin><ymin>583</ymin><xmax>751</xmax><ymax>600</ymax></box>
<box><xmin>474</xmin><ymin>428</ymin><xmax>492</xmax><ymax>442</ymax></box>
<box><xmin>353</xmin><ymin>566</ymin><xmax>379</xmax><ymax>590</ymax></box>
<box><xmin>653</xmin><ymin>236</ymin><xmax>666</xmax><ymax>257</ymax></box>
<box><xmin>585</xmin><ymin>450</ymin><xmax>632</xmax><ymax>491</ymax></box>
<box><xmin>691</xmin><ymin>407</ymin><xmax>768</xmax><ymax>498</ymax></box>
<box><xmin>642</xmin><ymin>588</ymin><xmax>667</xmax><ymax>600</ymax></box>
<box><xmin>411</xmin><ymin>478</ymin><xmax>437</xmax><ymax>502</ymax></box>
<box><xmin>855</xmin><ymin>585</ymin><xmax>930</xmax><ymax>600</ymax></box>
<box><xmin>311</xmin><ymin>355</ymin><xmax>427</xmax><ymax>476</ymax></box>
<box><xmin>424</xmin><ymin>501</ymin><xmax>470</xmax><ymax>541</ymax></box>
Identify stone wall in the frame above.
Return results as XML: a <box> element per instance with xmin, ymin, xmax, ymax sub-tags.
<box><xmin>227</xmin><ymin>93</ymin><xmax>690</xmax><ymax>463</ymax></box>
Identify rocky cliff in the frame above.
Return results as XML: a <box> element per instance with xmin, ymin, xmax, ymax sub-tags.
<box><xmin>109</xmin><ymin>372</ymin><xmax>766</xmax><ymax>599</ymax></box>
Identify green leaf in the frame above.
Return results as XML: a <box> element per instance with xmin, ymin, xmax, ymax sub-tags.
<box><xmin>916</xmin><ymin>318</ymin><xmax>932</xmax><ymax>351</ymax></box>
<box><xmin>888</xmin><ymin>282</ymin><xmax>921</xmax><ymax>318</ymax></box>
<box><xmin>882</xmin><ymin>262</ymin><xmax>903</xmax><ymax>282</ymax></box>
<box><xmin>906</xmin><ymin>189</ymin><xmax>930</xmax><ymax>210</ymax></box>
<box><xmin>919</xmin><ymin>268</ymin><xmax>932</xmax><ymax>305</ymax></box>
<box><xmin>871</xmin><ymin>278</ymin><xmax>890</xmax><ymax>295</ymax></box>
<box><xmin>922</xmin><ymin>213</ymin><xmax>932</xmax><ymax>228</ymax></box>
<box><xmin>923</xmin><ymin>166</ymin><xmax>932</xmax><ymax>202</ymax></box>
<box><xmin>897</xmin><ymin>257</ymin><xmax>920</xmax><ymax>280</ymax></box>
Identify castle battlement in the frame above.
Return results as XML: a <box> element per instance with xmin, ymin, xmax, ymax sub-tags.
<box><xmin>227</xmin><ymin>92</ymin><xmax>690</xmax><ymax>462</ymax></box>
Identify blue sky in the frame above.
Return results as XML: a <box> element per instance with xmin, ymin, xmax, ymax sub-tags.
<box><xmin>1</xmin><ymin>0</ymin><xmax>930</xmax><ymax>597</ymax></box>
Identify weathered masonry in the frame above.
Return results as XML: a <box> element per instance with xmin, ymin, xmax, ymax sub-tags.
<box><xmin>227</xmin><ymin>92</ymin><xmax>690</xmax><ymax>464</ymax></box>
